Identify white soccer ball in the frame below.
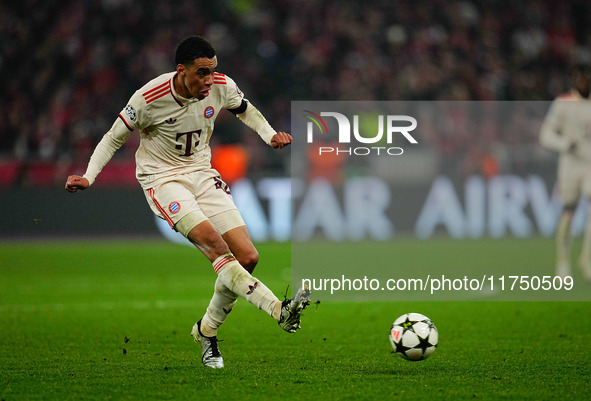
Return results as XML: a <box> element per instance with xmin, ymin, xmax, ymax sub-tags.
<box><xmin>389</xmin><ymin>313</ymin><xmax>438</xmax><ymax>361</ymax></box>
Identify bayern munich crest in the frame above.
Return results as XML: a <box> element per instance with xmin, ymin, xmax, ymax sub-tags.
<box><xmin>168</xmin><ymin>201</ymin><xmax>181</xmax><ymax>214</ymax></box>
<box><xmin>204</xmin><ymin>106</ymin><xmax>215</xmax><ymax>118</ymax></box>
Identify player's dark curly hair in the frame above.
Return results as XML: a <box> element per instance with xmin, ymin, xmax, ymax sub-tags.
<box><xmin>175</xmin><ymin>36</ymin><xmax>216</xmax><ymax>66</ymax></box>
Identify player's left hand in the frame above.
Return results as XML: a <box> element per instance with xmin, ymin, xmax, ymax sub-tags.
<box><xmin>65</xmin><ymin>175</ymin><xmax>90</xmax><ymax>193</ymax></box>
<box><xmin>270</xmin><ymin>132</ymin><xmax>292</xmax><ymax>149</ymax></box>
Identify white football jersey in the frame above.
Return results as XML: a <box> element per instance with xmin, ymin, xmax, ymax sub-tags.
<box><xmin>540</xmin><ymin>90</ymin><xmax>591</xmax><ymax>164</ymax></box>
<box><xmin>116</xmin><ymin>71</ymin><xmax>245</xmax><ymax>187</ymax></box>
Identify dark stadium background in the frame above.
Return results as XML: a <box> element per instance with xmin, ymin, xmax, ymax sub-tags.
<box><xmin>2</xmin><ymin>0</ymin><xmax>590</xmax><ymax>239</ymax></box>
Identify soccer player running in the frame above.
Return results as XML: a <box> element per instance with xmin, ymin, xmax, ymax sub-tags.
<box><xmin>540</xmin><ymin>65</ymin><xmax>591</xmax><ymax>281</ymax></box>
<box><xmin>65</xmin><ymin>36</ymin><xmax>311</xmax><ymax>368</ymax></box>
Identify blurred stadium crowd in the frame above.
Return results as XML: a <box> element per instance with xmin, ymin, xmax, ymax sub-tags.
<box><xmin>1</xmin><ymin>0</ymin><xmax>590</xmax><ymax>186</ymax></box>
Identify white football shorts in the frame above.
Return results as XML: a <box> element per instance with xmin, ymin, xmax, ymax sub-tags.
<box><xmin>143</xmin><ymin>169</ymin><xmax>245</xmax><ymax>236</ymax></box>
<box><xmin>557</xmin><ymin>158</ymin><xmax>591</xmax><ymax>206</ymax></box>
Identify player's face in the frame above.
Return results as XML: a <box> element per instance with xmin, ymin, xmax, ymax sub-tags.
<box><xmin>176</xmin><ymin>57</ymin><xmax>217</xmax><ymax>100</ymax></box>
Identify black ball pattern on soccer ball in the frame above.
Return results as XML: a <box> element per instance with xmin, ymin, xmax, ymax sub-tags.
<box><xmin>390</xmin><ymin>313</ymin><xmax>438</xmax><ymax>361</ymax></box>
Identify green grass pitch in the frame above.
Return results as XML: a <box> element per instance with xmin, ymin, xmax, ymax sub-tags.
<box><xmin>1</xmin><ymin>239</ymin><xmax>590</xmax><ymax>400</ymax></box>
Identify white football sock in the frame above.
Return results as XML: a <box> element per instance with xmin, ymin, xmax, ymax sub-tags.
<box><xmin>213</xmin><ymin>253</ymin><xmax>282</xmax><ymax>321</ymax></box>
<box><xmin>555</xmin><ymin>212</ymin><xmax>573</xmax><ymax>271</ymax></box>
<box><xmin>201</xmin><ymin>276</ymin><xmax>239</xmax><ymax>337</ymax></box>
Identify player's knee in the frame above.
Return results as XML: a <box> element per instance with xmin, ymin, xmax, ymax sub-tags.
<box><xmin>238</xmin><ymin>249</ymin><xmax>259</xmax><ymax>273</ymax></box>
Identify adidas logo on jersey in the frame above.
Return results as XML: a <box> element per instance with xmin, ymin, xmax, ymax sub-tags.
<box><xmin>165</xmin><ymin>118</ymin><xmax>177</xmax><ymax>124</ymax></box>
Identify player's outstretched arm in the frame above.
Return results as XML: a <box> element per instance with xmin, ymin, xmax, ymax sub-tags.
<box><xmin>65</xmin><ymin>175</ymin><xmax>90</xmax><ymax>193</ymax></box>
<box><xmin>270</xmin><ymin>132</ymin><xmax>292</xmax><ymax>149</ymax></box>
<box><xmin>232</xmin><ymin>101</ymin><xmax>291</xmax><ymax>148</ymax></box>
<box><xmin>64</xmin><ymin>118</ymin><xmax>133</xmax><ymax>193</ymax></box>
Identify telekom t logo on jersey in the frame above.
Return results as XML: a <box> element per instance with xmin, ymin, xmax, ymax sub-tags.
<box><xmin>304</xmin><ymin>110</ymin><xmax>418</xmax><ymax>156</ymax></box>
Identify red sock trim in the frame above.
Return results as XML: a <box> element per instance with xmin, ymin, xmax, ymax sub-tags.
<box><xmin>213</xmin><ymin>254</ymin><xmax>237</xmax><ymax>274</ymax></box>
